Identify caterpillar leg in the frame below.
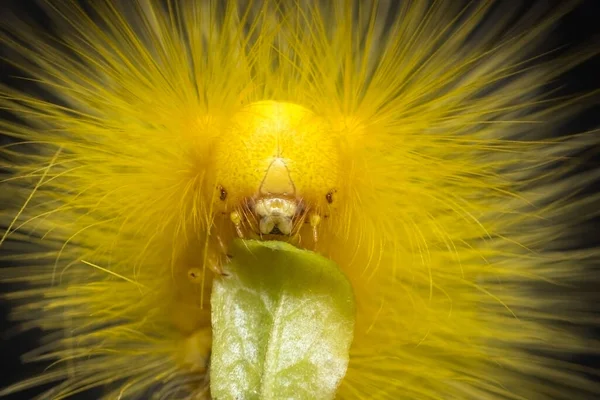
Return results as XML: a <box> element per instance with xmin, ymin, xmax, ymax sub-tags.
<box><xmin>179</xmin><ymin>328</ymin><xmax>213</xmax><ymax>373</ymax></box>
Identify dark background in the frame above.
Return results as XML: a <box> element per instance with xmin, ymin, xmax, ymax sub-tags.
<box><xmin>0</xmin><ymin>1</ymin><xmax>599</xmax><ymax>399</ymax></box>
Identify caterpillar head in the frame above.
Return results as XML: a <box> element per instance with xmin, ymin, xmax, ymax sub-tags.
<box><xmin>209</xmin><ymin>101</ymin><xmax>342</xmax><ymax>246</ymax></box>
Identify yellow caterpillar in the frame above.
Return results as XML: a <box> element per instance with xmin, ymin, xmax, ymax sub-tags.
<box><xmin>1</xmin><ymin>1</ymin><xmax>599</xmax><ymax>399</ymax></box>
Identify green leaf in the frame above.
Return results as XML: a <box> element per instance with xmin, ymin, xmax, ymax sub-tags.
<box><xmin>210</xmin><ymin>239</ymin><xmax>355</xmax><ymax>400</ymax></box>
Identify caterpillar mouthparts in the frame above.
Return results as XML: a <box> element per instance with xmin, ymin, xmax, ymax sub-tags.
<box><xmin>252</xmin><ymin>196</ymin><xmax>300</xmax><ymax>236</ymax></box>
<box><xmin>228</xmin><ymin>154</ymin><xmax>307</xmax><ymax>237</ymax></box>
<box><xmin>229</xmin><ymin>195</ymin><xmax>306</xmax><ymax>238</ymax></box>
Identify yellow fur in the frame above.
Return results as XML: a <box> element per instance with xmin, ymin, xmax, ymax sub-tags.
<box><xmin>1</xmin><ymin>1</ymin><xmax>599</xmax><ymax>399</ymax></box>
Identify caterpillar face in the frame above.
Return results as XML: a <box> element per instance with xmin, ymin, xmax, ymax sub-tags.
<box><xmin>210</xmin><ymin>101</ymin><xmax>341</xmax><ymax>246</ymax></box>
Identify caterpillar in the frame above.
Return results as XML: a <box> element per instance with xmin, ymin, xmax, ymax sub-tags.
<box><xmin>0</xmin><ymin>1</ymin><xmax>599</xmax><ymax>399</ymax></box>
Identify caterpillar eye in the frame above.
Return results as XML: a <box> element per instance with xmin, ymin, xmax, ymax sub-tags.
<box><xmin>326</xmin><ymin>190</ymin><xmax>335</xmax><ymax>204</ymax></box>
<box><xmin>218</xmin><ymin>186</ymin><xmax>227</xmax><ymax>201</ymax></box>
<box><xmin>187</xmin><ymin>268</ymin><xmax>202</xmax><ymax>282</ymax></box>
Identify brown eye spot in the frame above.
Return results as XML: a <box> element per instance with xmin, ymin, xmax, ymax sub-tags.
<box><xmin>326</xmin><ymin>190</ymin><xmax>335</xmax><ymax>204</ymax></box>
<box><xmin>187</xmin><ymin>268</ymin><xmax>202</xmax><ymax>282</ymax></box>
<box><xmin>219</xmin><ymin>186</ymin><xmax>227</xmax><ymax>201</ymax></box>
